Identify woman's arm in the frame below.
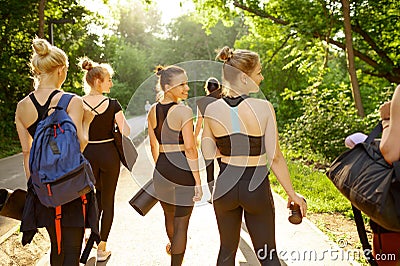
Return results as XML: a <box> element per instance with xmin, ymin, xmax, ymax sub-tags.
<box><xmin>147</xmin><ymin>106</ymin><xmax>159</xmax><ymax>162</ymax></box>
<box><xmin>380</xmin><ymin>85</ymin><xmax>400</xmax><ymax>163</ymax></box>
<box><xmin>15</xmin><ymin>101</ymin><xmax>33</xmax><ymax>179</ymax></box>
<box><xmin>181</xmin><ymin>107</ymin><xmax>200</xmax><ymax>184</ymax></box>
<box><xmin>68</xmin><ymin>97</ymin><xmax>89</xmax><ymax>152</ymax></box>
<box><xmin>114</xmin><ymin>99</ymin><xmax>131</xmax><ymax>137</ymax></box>
<box><xmin>194</xmin><ymin>107</ymin><xmax>203</xmax><ymax>140</ymax></box>
<box><xmin>264</xmin><ymin>101</ymin><xmax>307</xmax><ymax>216</ymax></box>
<box><xmin>181</xmin><ymin>106</ymin><xmax>202</xmax><ymax>201</ymax></box>
<box><xmin>200</xmin><ymin>115</ymin><xmax>218</xmax><ymax>161</ymax></box>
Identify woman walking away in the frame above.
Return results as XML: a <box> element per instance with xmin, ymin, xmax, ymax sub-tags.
<box><xmin>195</xmin><ymin>77</ymin><xmax>222</xmax><ymax>195</ymax></box>
<box><xmin>202</xmin><ymin>46</ymin><xmax>307</xmax><ymax>265</ymax></box>
<box><xmin>80</xmin><ymin>57</ymin><xmax>131</xmax><ymax>262</ymax></box>
<box><xmin>147</xmin><ymin>65</ymin><xmax>203</xmax><ymax>266</ymax></box>
<box><xmin>15</xmin><ymin>37</ymin><xmax>98</xmax><ymax>266</ymax></box>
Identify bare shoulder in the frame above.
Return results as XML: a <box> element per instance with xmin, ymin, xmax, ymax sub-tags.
<box><xmin>149</xmin><ymin>102</ymin><xmax>158</xmax><ymax>112</ymax></box>
<box><xmin>174</xmin><ymin>103</ymin><xmax>192</xmax><ymax>114</ymax></box>
<box><xmin>16</xmin><ymin>94</ymin><xmax>33</xmax><ymax>114</ymax></box>
<box><xmin>204</xmin><ymin>98</ymin><xmax>223</xmax><ymax>111</ymax></box>
<box><xmin>69</xmin><ymin>94</ymin><xmax>83</xmax><ymax>106</ymax></box>
<box><xmin>246</xmin><ymin>98</ymin><xmax>274</xmax><ymax>111</ymax></box>
<box><xmin>393</xmin><ymin>85</ymin><xmax>400</xmax><ymax>99</ymax></box>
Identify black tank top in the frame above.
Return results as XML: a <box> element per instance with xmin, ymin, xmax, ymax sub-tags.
<box><xmin>27</xmin><ymin>90</ymin><xmax>61</xmax><ymax>137</ymax></box>
<box><xmin>153</xmin><ymin>102</ymin><xmax>184</xmax><ymax>144</ymax></box>
<box><xmin>215</xmin><ymin>96</ymin><xmax>265</xmax><ymax>156</ymax></box>
<box><xmin>84</xmin><ymin>98</ymin><xmax>121</xmax><ymax>141</ymax></box>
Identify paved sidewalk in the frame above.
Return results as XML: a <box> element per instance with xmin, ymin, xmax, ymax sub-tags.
<box><xmin>37</xmin><ymin>139</ymin><xmax>361</xmax><ymax>265</ymax></box>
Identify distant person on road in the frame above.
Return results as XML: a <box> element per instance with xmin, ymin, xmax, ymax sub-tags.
<box><xmin>145</xmin><ymin>100</ymin><xmax>151</xmax><ymax>114</ymax></box>
<box><xmin>80</xmin><ymin>57</ymin><xmax>131</xmax><ymax>262</ymax></box>
<box><xmin>15</xmin><ymin>38</ymin><xmax>98</xmax><ymax>266</ymax></box>
<box><xmin>202</xmin><ymin>46</ymin><xmax>307</xmax><ymax>265</ymax></box>
<box><xmin>374</xmin><ymin>85</ymin><xmax>400</xmax><ymax>265</ymax></box>
<box><xmin>147</xmin><ymin>65</ymin><xmax>202</xmax><ymax>266</ymax></box>
<box><xmin>195</xmin><ymin>77</ymin><xmax>222</xmax><ymax>196</ymax></box>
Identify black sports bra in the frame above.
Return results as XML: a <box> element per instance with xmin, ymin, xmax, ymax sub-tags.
<box><xmin>27</xmin><ymin>90</ymin><xmax>61</xmax><ymax>137</ymax></box>
<box><xmin>215</xmin><ymin>95</ymin><xmax>265</xmax><ymax>156</ymax></box>
<box><xmin>216</xmin><ymin>134</ymin><xmax>265</xmax><ymax>156</ymax></box>
<box><xmin>153</xmin><ymin>102</ymin><xmax>184</xmax><ymax>145</ymax></box>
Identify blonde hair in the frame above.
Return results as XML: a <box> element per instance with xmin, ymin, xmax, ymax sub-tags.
<box><xmin>29</xmin><ymin>37</ymin><xmax>68</xmax><ymax>88</ymax></box>
<box><xmin>216</xmin><ymin>46</ymin><xmax>259</xmax><ymax>84</ymax></box>
<box><xmin>79</xmin><ymin>57</ymin><xmax>114</xmax><ymax>94</ymax></box>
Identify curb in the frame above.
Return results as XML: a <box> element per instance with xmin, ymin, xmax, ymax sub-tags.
<box><xmin>0</xmin><ymin>224</ymin><xmax>20</xmax><ymax>245</ymax></box>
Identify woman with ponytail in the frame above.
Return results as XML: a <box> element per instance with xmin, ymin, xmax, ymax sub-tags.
<box><xmin>202</xmin><ymin>46</ymin><xmax>307</xmax><ymax>265</ymax></box>
<box><xmin>80</xmin><ymin>57</ymin><xmax>130</xmax><ymax>262</ymax></box>
<box><xmin>147</xmin><ymin>65</ymin><xmax>202</xmax><ymax>266</ymax></box>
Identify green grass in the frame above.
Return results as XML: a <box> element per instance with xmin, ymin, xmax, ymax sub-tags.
<box><xmin>0</xmin><ymin>137</ymin><xmax>21</xmax><ymax>159</ymax></box>
<box><xmin>269</xmin><ymin>159</ymin><xmax>354</xmax><ymax>218</ymax></box>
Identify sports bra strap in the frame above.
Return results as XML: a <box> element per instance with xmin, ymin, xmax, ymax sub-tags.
<box><xmin>83</xmin><ymin>98</ymin><xmax>109</xmax><ymax>115</ymax></box>
<box><xmin>29</xmin><ymin>90</ymin><xmax>61</xmax><ymax>109</ymax></box>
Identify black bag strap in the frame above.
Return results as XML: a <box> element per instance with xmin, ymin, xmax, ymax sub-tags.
<box><xmin>352</xmin><ymin>205</ymin><xmax>378</xmax><ymax>266</ymax></box>
<box><xmin>365</xmin><ymin>121</ymin><xmax>382</xmax><ymax>144</ymax></box>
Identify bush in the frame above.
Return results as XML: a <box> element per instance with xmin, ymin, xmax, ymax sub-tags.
<box><xmin>280</xmin><ymin>83</ymin><xmax>376</xmax><ymax>163</ymax></box>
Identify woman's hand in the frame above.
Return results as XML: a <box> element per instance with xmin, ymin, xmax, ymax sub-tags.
<box><xmin>193</xmin><ymin>185</ymin><xmax>203</xmax><ymax>202</ymax></box>
<box><xmin>287</xmin><ymin>193</ymin><xmax>307</xmax><ymax>217</ymax></box>
<box><xmin>379</xmin><ymin>101</ymin><xmax>391</xmax><ymax>120</ymax></box>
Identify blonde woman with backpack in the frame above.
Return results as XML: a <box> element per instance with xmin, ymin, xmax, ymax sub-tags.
<box><xmin>15</xmin><ymin>38</ymin><xmax>98</xmax><ymax>266</ymax></box>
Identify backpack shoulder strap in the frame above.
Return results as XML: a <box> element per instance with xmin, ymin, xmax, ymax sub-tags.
<box><xmin>57</xmin><ymin>93</ymin><xmax>75</xmax><ymax>110</ymax></box>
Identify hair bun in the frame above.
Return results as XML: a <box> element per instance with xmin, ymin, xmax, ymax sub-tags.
<box><xmin>32</xmin><ymin>38</ymin><xmax>51</xmax><ymax>56</ymax></box>
<box><xmin>155</xmin><ymin>65</ymin><xmax>164</xmax><ymax>76</ymax></box>
<box><xmin>81</xmin><ymin>59</ymin><xmax>93</xmax><ymax>71</ymax></box>
<box><xmin>216</xmin><ymin>46</ymin><xmax>234</xmax><ymax>62</ymax></box>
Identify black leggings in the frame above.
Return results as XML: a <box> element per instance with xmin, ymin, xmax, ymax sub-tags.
<box><xmin>46</xmin><ymin>225</ymin><xmax>84</xmax><ymax>266</ymax></box>
<box><xmin>205</xmin><ymin>158</ymin><xmax>222</xmax><ymax>193</ymax></box>
<box><xmin>84</xmin><ymin>142</ymin><xmax>120</xmax><ymax>241</ymax></box>
<box><xmin>213</xmin><ymin>163</ymin><xmax>280</xmax><ymax>266</ymax></box>
<box><xmin>153</xmin><ymin>152</ymin><xmax>195</xmax><ymax>266</ymax></box>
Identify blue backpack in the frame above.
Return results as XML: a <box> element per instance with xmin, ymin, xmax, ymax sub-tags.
<box><xmin>29</xmin><ymin>93</ymin><xmax>95</xmax><ymax>208</ymax></box>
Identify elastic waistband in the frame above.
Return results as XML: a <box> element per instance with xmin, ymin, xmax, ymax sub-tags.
<box><xmin>220</xmin><ymin>154</ymin><xmax>267</xmax><ymax>167</ymax></box>
<box><xmin>219</xmin><ymin>162</ymin><xmax>269</xmax><ymax>181</ymax></box>
<box><xmin>159</xmin><ymin>144</ymin><xmax>185</xmax><ymax>153</ymax></box>
<box><xmin>88</xmin><ymin>138</ymin><xmax>114</xmax><ymax>144</ymax></box>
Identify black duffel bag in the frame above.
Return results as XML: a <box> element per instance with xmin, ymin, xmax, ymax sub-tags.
<box><xmin>326</xmin><ymin>121</ymin><xmax>400</xmax><ymax>232</ymax></box>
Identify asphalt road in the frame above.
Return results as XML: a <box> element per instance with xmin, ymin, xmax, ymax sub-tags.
<box><xmin>0</xmin><ymin>115</ymin><xmax>146</xmax><ymax>239</ymax></box>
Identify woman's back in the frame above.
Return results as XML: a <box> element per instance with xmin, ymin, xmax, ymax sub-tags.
<box><xmin>205</xmin><ymin>97</ymin><xmax>271</xmax><ymax>138</ymax></box>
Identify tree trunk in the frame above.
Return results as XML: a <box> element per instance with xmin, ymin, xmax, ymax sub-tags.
<box><xmin>38</xmin><ymin>0</ymin><xmax>46</xmax><ymax>38</ymax></box>
<box><xmin>341</xmin><ymin>0</ymin><xmax>364</xmax><ymax>117</ymax></box>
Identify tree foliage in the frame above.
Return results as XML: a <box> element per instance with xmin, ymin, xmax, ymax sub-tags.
<box><xmin>0</xmin><ymin>0</ymin><xmax>109</xmax><ymax>143</ymax></box>
<box><xmin>192</xmin><ymin>0</ymin><xmax>398</xmax><ymax>161</ymax></box>
<box><xmin>193</xmin><ymin>0</ymin><xmax>400</xmax><ymax>84</ymax></box>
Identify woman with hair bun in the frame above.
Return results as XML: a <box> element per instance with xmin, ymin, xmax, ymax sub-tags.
<box><xmin>80</xmin><ymin>57</ymin><xmax>130</xmax><ymax>262</ymax></box>
<box><xmin>195</xmin><ymin>77</ymin><xmax>222</xmax><ymax>195</ymax></box>
<box><xmin>15</xmin><ymin>38</ymin><xmax>98</xmax><ymax>265</ymax></box>
<box><xmin>202</xmin><ymin>46</ymin><xmax>307</xmax><ymax>265</ymax></box>
<box><xmin>147</xmin><ymin>65</ymin><xmax>202</xmax><ymax>266</ymax></box>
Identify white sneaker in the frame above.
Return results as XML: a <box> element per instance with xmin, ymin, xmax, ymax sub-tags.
<box><xmin>97</xmin><ymin>249</ymin><xmax>111</xmax><ymax>262</ymax></box>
